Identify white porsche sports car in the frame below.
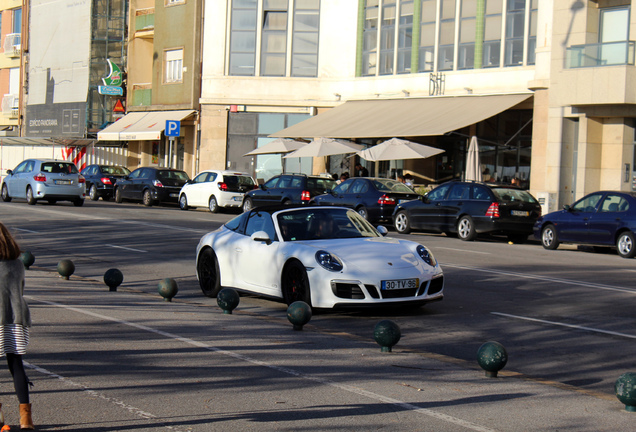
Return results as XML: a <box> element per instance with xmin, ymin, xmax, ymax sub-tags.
<box><xmin>196</xmin><ymin>206</ymin><xmax>444</xmax><ymax>309</ymax></box>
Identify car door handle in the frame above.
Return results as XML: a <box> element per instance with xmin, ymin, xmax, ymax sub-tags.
<box><xmin>235</xmin><ymin>247</ymin><xmax>242</xmax><ymax>253</ymax></box>
<box><xmin>436</xmin><ymin>203</ymin><xmax>442</xmax><ymax>206</ymax></box>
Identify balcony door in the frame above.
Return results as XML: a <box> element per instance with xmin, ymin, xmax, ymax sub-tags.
<box><xmin>599</xmin><ymin>7</ymin><xmax>630</xmax><ymax>65</ymax></box>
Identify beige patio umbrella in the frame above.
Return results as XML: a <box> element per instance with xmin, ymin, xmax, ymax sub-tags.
<box><xmin>243</xmin><ymin>138</ymin><xmax>307</xmax><ymax>156</ymax></box>
<box><xmin>283</xmin><ymin>137</ymin><xmax>363</xmax><ymax>158</ymax></box>
<box><xmin>465</xmin><ymin>136</ymin><xmax>482</xmax><ymax>181</ymax></box>
<box><xmin>356</xmin><ymin>137</ymin><xmax>444</xmax><ymax>161</ymax></box>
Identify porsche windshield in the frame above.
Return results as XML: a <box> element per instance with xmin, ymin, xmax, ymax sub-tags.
<box><xmin>277</xmin><ymin>208</ymin><xmax>380</xmax><ymax>241</ymax></box>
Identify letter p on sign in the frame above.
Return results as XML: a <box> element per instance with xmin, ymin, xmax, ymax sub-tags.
<box><xmin>165</xmin><ymin>120</ymin><xmax>181</xmax><ymax>137</ymax></box>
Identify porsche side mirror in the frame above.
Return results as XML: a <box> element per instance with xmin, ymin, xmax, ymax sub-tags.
<box><xmin>251</xmin><ymin>231</ymin><xmax>272</xmax><ymax>244</ymax></box>
<box><xmin>376</xmin><ymin>226</ymin><xmax>388</xmax><ymax>236</ymax></box>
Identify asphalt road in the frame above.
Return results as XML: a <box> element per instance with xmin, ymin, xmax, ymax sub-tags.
<box><xmin>1</xmin><ymin>199</ymin><xmax>635</xmax><ymax>431</ymax></box>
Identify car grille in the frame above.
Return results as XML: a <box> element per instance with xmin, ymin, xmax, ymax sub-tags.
<box><xmin>331</xmin><ymin>277</ymin><xmax>443</xmax><ymax>300</ymax></box>
<box><xmin>331</xmin><ymin>282</ymin><xmax>365</xmax><ymax>299</ymax></box>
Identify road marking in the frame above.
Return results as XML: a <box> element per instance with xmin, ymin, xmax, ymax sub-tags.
<box><xmin>436</xmin><ymin>247</ymin><xmax>491</xmax><ymax>255</ymax></box>
<box><xmin>28</xmin><ymin>296</ymin><xmax>497</xmax><ymax>432</ymax></box>
<box><xmin>491</xmin><ymin>312</ymin><xmax>636</xmax><ymax>340</ymax></box>
<box><xmin>24</xmin><ymin>361</ymin><xmax>186</xmax><ymax>432</ymax></box>
<box><xmin>444</xmin><ymin>263</ymin><xmax>636</xmax><ymax>295</ymax></box>
<box><xmin>105</xmin><ymin>244</ymin><xmax>148</xmax><ymax>253</ymax></box>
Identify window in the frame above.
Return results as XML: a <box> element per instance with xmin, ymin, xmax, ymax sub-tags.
<box><xmin>166</xmin><ymin>0</ymin><xmax>185</xmax><ymax>5</ymax></box>
<box><xmin>428</xmin><ymin>183</ymin><xmax>451</xmax><ymax>201</ymax></box>
<box><xmin>229</xmin><ymin>0</ymin><xmax>258</xmax><ymax>76</ymax></box>
<box><xmin>438</xmin><ymin>0</ymin><xmax>456</xmax><ymax>71</ymax></box>
<box><xmin>504</xmin><ymin>0</ymin><xmax>525</xmax><ymax>66</ymax></box>
<box><xmin>527</xmin><ymin>0</ymin><xmax>537</xmax><ymax>65</ymax></box>
<box><xmin>12</xmin><ymin>8</ymin><xmax>21</xmax><ymax>33</ymax></box>
<box><xmin>362</xmin><ymin>0</ymin><xmax>379</xmax><ymax>76</ymax></box>
<box><xmin>291</xmin><ymin>0</ymin><xmax>320</xmax><ymax>77</ymax></box>
<box><xmin>379</xmin><ymin>0</ymin><xmax>396</xmax><ymax>75</ymax></box>
<box><xmin>572</xmin><ymin>193</ymin><xmax>603</xmax><ymax>213</ymax></box>
<box><xmin>261</xmin><ymin>0</ymin><xmax>288</xmax><ymax>76</ymax></box>
<box><xmin>458</xmin><ymin>0</ymin><xmax>476</xmax><ymax>70</ymax></box>
<box><xmin>164</xmin><ymin>49</ymin><xmax>183</xmax><ymax>83</ymax></box>
<box><xmin>397</xmin><ymin>0</ymin><xmax>413</xmax><ymax>73</ymax></box>
<box><xmin>419</xmin><ymin>0</ymin><xmax>435</xmax><ymax>72</ymax></box>
<box><xmin>599</xmin><ymin>6</ymin><xmax>630</xmax><ymax>65</ymax></box>
<box><xmin>482</xmin><ymin>0</ymin><xmax>502</xmax><ymax>68</ymax></box>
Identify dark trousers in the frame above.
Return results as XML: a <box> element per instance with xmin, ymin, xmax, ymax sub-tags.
<box><xmin>6</xmin><ymin>353</ymin><xmax>29</xmax><ymax>404</ymax></box>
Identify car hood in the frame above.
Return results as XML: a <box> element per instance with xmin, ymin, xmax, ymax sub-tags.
<box><xmin>293</xmin><ymin>236</ymin><xmax>421</xmax><ymax>270</ymax></box>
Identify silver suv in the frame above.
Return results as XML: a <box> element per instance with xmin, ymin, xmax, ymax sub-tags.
<box><xmin>1</xmin><ymin>159</ymin><xmax>86</xmax><ymax>206</ymax></box>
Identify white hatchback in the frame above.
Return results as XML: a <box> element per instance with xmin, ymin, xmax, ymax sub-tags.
<box><xmin>179</xmin><ymin>170</ymin><xmax>256</xmax><ymax>213</ymax></box>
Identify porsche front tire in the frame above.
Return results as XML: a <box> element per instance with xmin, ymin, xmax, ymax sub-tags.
<box><xmin>282</xmin><ymin>260</ymin><xmax>311</xmax><ymax>306</ymax></box>
<box><xmin>197</xmin><ymin>248</ymin><xmax>222</xmax><ymax>297</ymax></box>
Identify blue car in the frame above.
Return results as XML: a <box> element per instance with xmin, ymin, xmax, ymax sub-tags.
<box><xmin>533</xmin><ymin>191</ymin><xmax>636</xmax><ymax>258</ymax></box>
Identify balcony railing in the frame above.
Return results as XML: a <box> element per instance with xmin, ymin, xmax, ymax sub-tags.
<box><xmin>3</xmin><ymin>33</ymin><xmax>20</xmax><ymax>58</ymax></box>
<box><xmin>566</xmin><ymin>41</ymin><xmax>635</xmax><ymax>68</ymax></box>
<box><xmin>2</xmin><ymin>94</ymin><xmax>19</xmax><ymax>118</ymax></box>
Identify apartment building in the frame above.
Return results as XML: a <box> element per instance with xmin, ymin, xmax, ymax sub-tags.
<box><xmin>0</xmin><ymin>0</ymin><xmax>21</xmax><ymax>138</ymax></box>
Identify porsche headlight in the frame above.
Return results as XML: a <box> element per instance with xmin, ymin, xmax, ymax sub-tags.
<box><xmin>315</xmin><ymin>250</ymin><xmax>343</xmax><ymax>272</ymax></box>
<box><xmin>416</xmin><ymin>245</ymin><xmax>437</xmax><ymax>267</ymax></box>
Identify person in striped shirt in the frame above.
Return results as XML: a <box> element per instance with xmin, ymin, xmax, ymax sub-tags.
<box><xmin>0</xmin><ymin>223</ymin><xmax>33</xmax><ymax>430</ymax></box>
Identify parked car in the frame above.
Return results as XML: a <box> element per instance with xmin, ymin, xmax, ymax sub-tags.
<box><xmin>392</xmin><ymin>181</ymin><xmax>541</xmax><ymax>242</ymax></box>
<box><xmin>311</xmin><ymin>177</ymin><xmax>419</xmax><ymax>222</ymax></box>
<box><xmin>80</xmin><ymin>164</ymin><xmax>131</xmax><ymax>201</ymax></box>
<box><xmin>533</xmin><ymin>191</ymin><xmax>636</xmax><ymax>258</ymax></box>
<box><xmin>242</xmin><ymin>174</ymin><xmax>336</xmax><ymax>211</ymax></box>
<box><xmin>114</xmin><ymin>167</ymin><xmax>190</xmax><ymax>206</ymax></box>
<box><xmin>179</xmin><ymin>170</ymin><xmax>256</xmax><ymax>213</ymax></box>
<box><xmin>1</xmin><ymin>159</ymin><xmax>86</xmax><ymax>206</ymax></box>
<box><xmin>196</xmin><ymin>205</ymin><xmax>444</xmax><ymax>309</ymax></box>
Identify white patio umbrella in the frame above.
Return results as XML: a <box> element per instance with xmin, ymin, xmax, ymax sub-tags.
<box><xmin>465</xmin><ymin>136</ymin><xmax>482</xmax><ymax>181</ymax></box>
<box><xmin>283</xmin><ymin>137</ymin><xmax>363</xmax><ymax>158</ymax></box>
<box><xmin>243</xmin><ymin>138</ymin><xmax>307</xmax><ymax>156</ymax></box>
<box><xmin>356</xmin><ymin>137</ymin><xmax>444</xmax><ymax>161</ymax></box>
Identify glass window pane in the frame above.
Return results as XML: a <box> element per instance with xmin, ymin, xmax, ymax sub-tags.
<box><xmin>262</xmin><ymin>32</ymin><xmax>287</xmax><ymax>53</ymax></box>
<box><xmin>485</xmin><ymin>0</ymin><xmax>502</xmax><ymax>14</ymax></box>
<box><xmin>264</xmin><ymin>0</ymin><xmax>287</xmax><ymax>9</ymax></box>
<box><xmin>460</xmin><ymin>18</ymin><xmax>475</xmax><ymax>43</ymax></box>
<box><xmin>258</xmin><ymin>113</ymin><xmax>285</xmax><ymax>134</ymax></box>
<box><xmin>262</xmin><ymin>54</ymin><xmax>286</xmax><ymax>76</ymax></box>
<box><xmin>461</xmin><ymin>1</ymin><xmax>476</xmax><ymax>16</ymax></box>
<box><xmin>232</xmin><ymin>9</ymin><xmax>257</xmax><ymax>30</ymax></box>
<box><xmin>296</xmin><ymin>0</ymin><xmax>319</xmax><ymax>8</ymax></box>
<box><xmin>440</xmin><ymin>20</ymin><xmax>455</xmax><ymax>45</ymax></box>
<box><xmin>441</xmin><ymin>0</ymin><xmax>456</xmax><ymax>20</ymax></box>
<box><xmin>421</xmin><ymin>0</ymin><xmax>435</xmax><ymax>19</ymax></box>
<box><xmin>421</xmin><ymin>22</ymin><xmax>435</xmax><ymax>45</ymax></box>
<box><xmin>294</xmin><ymin>10</ymin><xmax>319</xmax><ymax>31</ymax></box>
<box><xmin>229</xmin><ymin>53</ymin><xmax>255</xmax><ymax>75</ymax></box>
<box><xmin>264</xmin><ymin>11</ymin><xmax>287</xmax><ymax>30</ymax></box>
<box><xmin>291</xmin><ymin>54</ymin><xmax>317</xmax><ymax>76</ymax></box>
<box><xmin>484</xmin><ymin>15</ymin><xmax>501</xmax><ymax>40</ymax></box>
<box><xmin>292</xmin><ymin>32</ymin><xmax>317</xmax><ymax>53</ymax></box>
<box><xmin>230</xmin><ymin>32</ymin><xmax>256</xmax><ymax>51</ymax></box>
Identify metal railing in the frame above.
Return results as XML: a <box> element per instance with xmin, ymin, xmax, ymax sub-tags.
<box><xmin>566</xmin><ymin>41</ymin><xmax>635</xmax><ymax>68</ymax></box>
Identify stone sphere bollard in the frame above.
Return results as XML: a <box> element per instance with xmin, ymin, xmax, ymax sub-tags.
<box><xmin>477</xmin><ymin>341</ymin><xmax>508</xmax><ymax>378</ymax></box>
<box><xmin>374</xmin><ymin>320</ymin><xmax>401</xmax><ymax>353</ymax></box>
<box><xmin>57</xmin><ymin>259</ymin><xmax>75</xmax><ymax>280</ymax></box>
<box><xmin>217</xmin><ymin>288</ymin><xmax>240</xmax><ymax>314</ymax></box>
<box><xmin>104</xmin><ymin>269</ymin><xmax>124</xmax><ymax>292</ymax></box>
<box><xmin>157</xmin><ymin>278</ymin><xmax>178</xmax><ymax>302</ymax></box>
<box><xmin>19</xmin><ymin>251</ymin><xmax>35</xmax><ymax>270</ymax></box>
<box><xmin>287</xmin><ymin>301</ymin><xmax>312</xmax><ymax>330</ymax></box>
<box><xmin>615</xmin><ymin>372</ymin><xmax>636</xmax><ymax>412</ymax></box>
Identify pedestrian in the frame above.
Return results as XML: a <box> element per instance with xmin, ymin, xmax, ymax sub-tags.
<box><xmin>403</xmin><ymin>173</ymin><xmax>414</xmax><ymax>187</ymax></box>
<box><xmin>0</xmin><ymin>222</ymin><xmax>34</xmax><ymax>430</ymax></box>
<box><xmin>355</xmin><ymin>163</ymin><xmax>369</xmax><ymax>177</ymax></box>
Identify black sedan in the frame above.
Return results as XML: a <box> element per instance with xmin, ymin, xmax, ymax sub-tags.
<box><xmin>392</xmin><ymin>181</ymin><xmax>541</xmax><ymax>242</ymax></box>
<box><xmin>80</xmin><ymin>164</ymin><xmax>130</xmax><ymax>201</ymax></box>
<box><xmin>311</xmin><ymin>177</ymin><xmax>419</xmax><ymax>223</ymax></box>
<box><xmin>114</xmin><ymin>167</ymin><xmax>190</xmax><ymax>206</ymax></box>
<box><xmin>533</xmin><ymin>190</ymin><xmax>636</xmax><ymax>258</ymax></box>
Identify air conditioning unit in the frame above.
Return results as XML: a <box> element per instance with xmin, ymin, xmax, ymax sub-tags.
<box><xmin>3</xmin><ymin>33</ymin><xmax>20</xmax><ymax>58</ymax></box>
<box><xmin>1</xmin><ymin>94</ymin><xmax>19</xmax><ymax>118</ymax></box>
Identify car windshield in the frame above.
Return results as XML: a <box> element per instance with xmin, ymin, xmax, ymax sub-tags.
<box><xmin>276</xmin><ymin>208</ymin><xmax>380</xmax><ymax>241</ymax></box>
<box><xmin>491</xmin><ymin>187</ymin><xmax>537</xmax><ymax>203</ymax></box>
<box><xmin>41</xmin><ymin>162</ymin><xmax>78</xmax><ymax>174</ymax></box>
<box><xmin>101</xmin><ymin>166</ymin><xmax>130</xmax><ymax>175</ymax></box>
<box><xmin>307</xmin><ymin>177</ymin><xmax>337</xmax><ymax>193</ymax></box>
<box><xmin>373</xmin><ymin>179</ymin><xmax>414</xmax><ymax>193</ymax></box>
<box><xmin>158</xmin><ymin>170</ymin><xmax>190</xmax><ymax>181</ymax></box>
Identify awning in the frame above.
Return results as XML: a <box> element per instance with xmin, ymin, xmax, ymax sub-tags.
<box><xmin>270</xmin><ymin>94</ymin><xmax>532</xmax><ymax>139</ymax></box>
<box><xmin>97</xmin><ymin>110</ymin><xmax>196</xmax><ymax>141</ymax></box>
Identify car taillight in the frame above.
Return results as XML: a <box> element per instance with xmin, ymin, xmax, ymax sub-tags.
<box><xmin>153</xmin><ymin>180</ymin><xmax>164</xmax><ymax>188</ymax></box>
<box><xmin>78</xmin><ymin>175</ymin><xmax>86</xmax><ymax>184</ymax></box>
<box><xmin>218</xmin><ymin>182</ymin><xmax>228</xmax><ymax>191</ymax></box>
<box><xmin>378</xmin><ymin>194</ymin><xmax>396</xmax><ymax>205</ymax></box>
<box><xmin>253</xmin><ymin>184</ymin><xmax>259</xmax><ymax>189</ymax></box>
<box><xmin>33</xmin><ymin>173</ymin><xmax>46</xmax><ymax>182</ymax></box>
<box><xmin>101</xmin><ymin>177</ymin><xmax>112</xmax><ymax>185</ymax></box>
<box><xmin>301</xmin><ymin>190</ymin><xmax>311</xmax><ymax>201</ymax></box>
<box><xmin>485</xmin><ymin>202</ymin><xmax>500</xmax><ymax>218</ymax></box>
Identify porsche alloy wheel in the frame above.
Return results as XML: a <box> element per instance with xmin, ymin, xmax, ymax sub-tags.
<box><xmin>197</xmin><ymin>248</ymin><xmax>222</xmax><ymax>297</ymax></box>
<box><xmin>394</xmin><ymin>211</ymin><xmax>411</xmax><ymax>234</ymax></box>
<box><xmin>617</xmin><ymin>231</ymin><xmax>636</xmax><ymax>258</ymax></box>
<box><xmin>282</xmin><ymin>260</ymin><xmax>311</xmax><ymax>306</ymax></box>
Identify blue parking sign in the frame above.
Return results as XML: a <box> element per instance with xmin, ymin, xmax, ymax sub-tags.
<box><xmin>165</xmin><ymin>120</ymin><xmax>181</xmax><ymax>137</ymax></box>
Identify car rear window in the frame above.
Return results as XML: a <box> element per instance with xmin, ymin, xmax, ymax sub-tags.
<box><xmin>158</xmin><ymin>170</ymin><xmax>190</xmax><ymax>181</ymax></box>
<box><xmin>492</xmin><ymin>188</ymin><xmax>537</xmax><ymax>203</ymax></box>
<box><xmin>41</xmin><ymin>162</ymin><xmax>78</xmax><ymax>174</ymax></box>
<box><xmin>101</xmin><ymin>166</ymin><xmax>130</xmax><ymax>175</ymax></box>
<box><xmin>373</xmin><ymin>179</ymin><xmax>414</xmax><ymax>193</ymax></box>
<box><xmin>223</xmin><ymin>175</ymin><xmax>255</xmax><ymax>186</ymax></box>
<box><xmin>307</xmin><ymin>177</ymin><xmax>337</xmax><ymax>192</ymax></box>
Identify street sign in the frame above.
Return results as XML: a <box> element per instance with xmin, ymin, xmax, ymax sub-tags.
<box><xmin>165</xmin><ymin>120</ymin><xmax>180</xmax><ymax>137</ymax></box>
